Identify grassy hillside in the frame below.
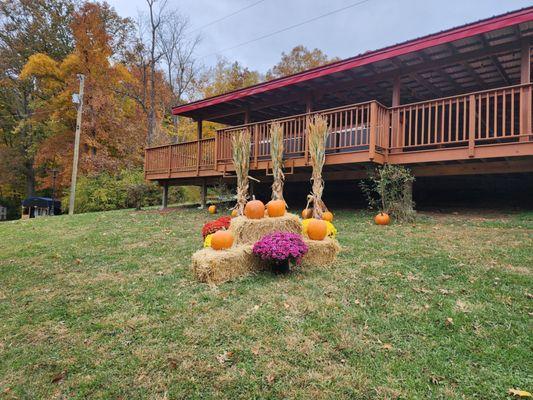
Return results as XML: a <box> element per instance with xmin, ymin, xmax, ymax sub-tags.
<box><xmin>0</xmin><ymin>208</ymin><xmax>532</xmax><ymax>399</ymax></box>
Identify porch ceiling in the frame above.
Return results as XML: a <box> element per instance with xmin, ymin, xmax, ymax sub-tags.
<box><xmin>174</xmin><ymin>8</ymin><xmax>533</xmax><ymax>126</ymax></box>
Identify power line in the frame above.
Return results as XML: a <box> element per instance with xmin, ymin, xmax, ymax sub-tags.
<box><xmin>189</xmin><ymin>0</ymin><xmax>267</xmax><ymax>33</ymax></box>
<box><xmin>201</xmin><ymin>0</ymin><xmax>373</xmax><ymax>59</ymax></box>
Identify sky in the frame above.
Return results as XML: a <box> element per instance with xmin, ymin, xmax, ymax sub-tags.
<box><xmin>107</xmin><ymin>0</ymin><xmax>532</xmax><ymax>74</ymax></box>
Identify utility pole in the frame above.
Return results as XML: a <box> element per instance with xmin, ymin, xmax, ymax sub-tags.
<box><xmin>68</xmin><ymin>74</ymin><xmax>85</xmax><ymax>215</ymax></box>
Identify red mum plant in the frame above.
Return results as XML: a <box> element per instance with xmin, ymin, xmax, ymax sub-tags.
<box><xmin>202</xmin><ymin>216</ymin><xmax>231</xmax><ymax>238</ymax></box>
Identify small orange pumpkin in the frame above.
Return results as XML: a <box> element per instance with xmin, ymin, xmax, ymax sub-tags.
<box><xmin>231</xmin><ymin>209</ymin><xmax>238</xmax><ymax>218</ymax></box>
<box><xmin>211</xmin><ymin>230</ymin><xmax>234</xmax><ymax>250</ymax></box>
<box><xmin>307</xmin><ymin>218</ymin><xmax>327</xmax><ymax>240</ymax></box>
<box><xmin>302</xmin><ymin>208</ymin><xmax>313</xmax><ymax>219</ymax></box>
<box><xmin>208</xmin><ymin>205</ymin><xmax>217</xmax><ymax>214</ymax></box>
<box><xmin>322</xmin><ymin>211</ymin><xmax>333</xmax><ymax>222</ymax></box>
<box><xmin>267</xmin><ymin>199</ymin><xmax>286</xmax><ymax>217</ymax></box>
<box><xmin>244</xmin><ymin>199</ymin><xmax>265</xmax><ymax>219</ymax></box>
<box><xmin>374</xmin><ymin>212</ymin><xmax>390</xmax><ymax>225</ymax></box>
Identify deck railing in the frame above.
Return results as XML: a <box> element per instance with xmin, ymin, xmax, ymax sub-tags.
<box><xmin>216</xmin><ymin>100</ymin><xmax>389</xmax><ymax>167</ymax></box>
<box><xmin>391</xmin><ymin>84</ymin><xmax>532</xmax><ymax>153</ymax></box>
<box><xmin>145</xmin><ymin>84</ymin><xmax>532</xmax><ymax>178</ymax></box>
<box><xmin>144</xmin><ymin>137</ymin><xmax>216</xmax><ymax>177</ymax></box>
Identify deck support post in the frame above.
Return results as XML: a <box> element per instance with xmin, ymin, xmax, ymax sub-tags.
<box><xmin>369</xmin><ymin>102</ymin><xmax>378</xmax><ymax>161</ymax></box>
<box><xmin>197</xmin><ymin>119</ymin><xmax>203</xmax><ymax>139</ymax></box>
<box><xmin>468</xmin><ymin>94</ymin><xmax>476</xmax><ymax>157</ymax></box>
<box><xmin>304</xmin><ymin>92</ymin><xmax>314</xmax><ymax>165</ymax></box>
<box><xmin>199</xmin><ymin>180</ymin><xmax>207</xmax><ymax>209</ymax></box>
<box><xmin>161</xmin><ymin>182</ymin><xmax>169</xmax><ymax>209</ymax></box>
<box><xmin>520</xmin><ymin>40</ymin><xmax>531</xmax><ymax>142</ymax></box>
<box><xmin>391</xmin><ymin>76</ymin><xmax>401</xmax><ymax>153</ymax></box>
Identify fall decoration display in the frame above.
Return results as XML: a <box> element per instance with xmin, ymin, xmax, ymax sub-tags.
<box><xmin>203</xmin><ymin>234</ymin><xmax>213</xmax><ymax>248</ymax></box>
<box><xmin>374</xmin><ymin>212</ymin><xmax>391</xmax><ymax>225</ymax></box>
<box><xmin>253</xmin><ymin>232</ymin><xmax>308</xmax><ymax>272</ymax></box>
<box><xmin>192</xmin><ymin>245</ymin><xmax>266</xmax><ymax>285</ymax></box>
<box><xmin>232</xmin><ymin>129</ymin><xmax>252</xmax><ymax>216</ymax></box>
<box><xmin>208</xmin><ymin>205</ymin><xmax>217</xmax><ymax>214</ymax></box>
<box><xmin>269</xmin><ymin>122</ymin><xmax>285</xmax><ymax>201</ymax></box>
<box><xmin>360</xmin><ymin>165</ymin><xmax>416</xmax><ymax>223</ymax></box>
<box><xmin>302</xmin><ymin>208</ymin><xmax>313</xmax><ymax>219</ymax></box>
<box><xmin>230</xmin><ymin>213</ymin><xmax>301</xmax><ymax>246</ymax></box>
<box><xmin>306</xmin><ymin>114</ymin><xmax>330</xmax><ymax>219</ymax></box>
<box><xmin>266</xmin><ymin>199</ymin><xmax>286</xmax><ymax>218</ymax></box>
<box><xmin>302</xmin><ymin>218</ymin><xmax>337</xmax><ymax>239</ymax></box>
<box><xmin>244</xmin><ymin>199</ymin><xmax>265</xmax><ymax>219</ymax></box>
<box><xmin>306</xmin><ymin>218</ymin><xmax>327</xmax><ymax>240</ymax></box>
<box><xmin>322</xmin><ymin>211</ymin><xmax>334</xmax><ymax>222</ymax></box>
<box><xmin>302</xmin><ymin>237</ymin><xmax>341</xmax><ymax>266</ymax></box>
<box><xmin>210</xmin><ymin>230</ymin><xmax>234</xmax><ymax>250</ymax></box>
<box><xmin>202</xmin><ymin>216</ymin><xmax>231</xmax><ymax>238</ymax></box>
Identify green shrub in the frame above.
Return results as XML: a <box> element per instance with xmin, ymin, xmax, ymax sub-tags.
<box><xmin>359</xmin><ymin>165</ymin><xmax>416</xmax><ymax>222</ymax></box>
<box><xmin>63</xmin><ymin>169</ymin><xmax>189</xmax><ymax>213</ymax></box>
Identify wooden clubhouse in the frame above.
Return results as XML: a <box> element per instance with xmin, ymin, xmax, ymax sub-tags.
<box><xmin>144</xmin><ymin>7</ymin><xmax>533</xmax><ymax>207</ymax></box>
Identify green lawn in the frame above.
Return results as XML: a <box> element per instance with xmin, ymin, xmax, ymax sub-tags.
<box><xmin>0</xmin><ymin>208</ymin><xmax>532</xmax><ymax>399</ymax></box>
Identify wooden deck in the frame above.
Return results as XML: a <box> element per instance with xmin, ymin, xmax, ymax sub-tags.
<box><xmin>145</xmin><ymin>84</ymin><xmax>533</xmax><ymax>183</ymax></box>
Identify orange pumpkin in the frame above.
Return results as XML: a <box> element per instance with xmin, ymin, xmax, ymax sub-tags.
<box><xmin>307</xmin><ymin>218</ymin><xmax>327</xmax><ymax>240</ymax></box>
<box><xmin>211</xmin><ymin>230</ymin><xmax>234</xmax><ymax>250</ymax></box>
<box><xmin>244</xmin><ymin>200</ymin><xmax>265</xmax><ymax>219</ymax></box>
<box><xmin>231</xmin><ymin>209</ymin><xmax>238</xmax><ymax>218</ymax></box>
<box><xmin>208</xmin><ymin>205</ymin><xmax>217</xmax><ymax>214</ymax></box>
<box><xmin>374</xmin><ymin>212</ymin><xmax>390</xmax><ymax>225</ymax></box>
<box><xmin>302</xmin><ymin>208</ymin><xmax>313</xmax><ymax>219</ymax></box>
<box><xmin>322</xmin><ymin>211</ymin><xmax>333</xmax><ymax>222</ymax></box>
<box><xmin>267</xmin><ymin>199</ymin><xmax>286</xmax><ymax>217</ymax></box>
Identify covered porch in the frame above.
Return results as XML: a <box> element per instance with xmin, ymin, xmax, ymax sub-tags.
<box><xmin>144</xmin><ymin>7</ymin><xmax>533</xmax><ymax>205</ymax></box>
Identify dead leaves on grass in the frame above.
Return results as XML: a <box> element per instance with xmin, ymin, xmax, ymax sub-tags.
<box><xmin>51</xmin><ymin>370</ymin><xmax>67</xmax><ymax>384</ymax></box>
<box><xmin>508</xmin><ymin>388</ymin><xmax>532</xmax><ymax>398</ymax></box>
<box><xmin>216</xmin><ymin>350</ymin><xmax>234</xmax><ymax>366</ymax></box>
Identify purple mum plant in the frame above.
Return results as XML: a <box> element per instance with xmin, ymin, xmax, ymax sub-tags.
<box><xmin>253</xmin><ymin>232</ymin><xmax>308</xmax><ymax>271</ymax></box>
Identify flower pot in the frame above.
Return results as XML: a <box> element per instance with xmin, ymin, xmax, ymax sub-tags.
<box><xmin>272</xmin><ymin>259</ymin><xmax>290</xmax><ymax>274</ymax></box>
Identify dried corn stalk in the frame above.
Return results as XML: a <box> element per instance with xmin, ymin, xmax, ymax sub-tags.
<box><xmin>232</xmin><ymin>128</ymin><xmax>251</xmax><ymax>215</ymax></box>
<box><xmin>306</xmin><ymin>114</ymin><xmax>329</xmax><ymax>218</ymax></box>
<box><xmin>269</xmin><ymin>121</ymin><xmax>285</xmax><ymax>201</ymax></box>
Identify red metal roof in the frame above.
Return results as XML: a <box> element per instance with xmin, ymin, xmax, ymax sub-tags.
<box><xmin>172</xmin><ymin>6</ymin><xmax>533</xmax><ymax>116</ymax></box>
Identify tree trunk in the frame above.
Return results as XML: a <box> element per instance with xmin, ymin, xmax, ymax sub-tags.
<box><xmin>25</xmin><ymin>160</ymin><xmax>35</xmax><ymax>197</ymax></box>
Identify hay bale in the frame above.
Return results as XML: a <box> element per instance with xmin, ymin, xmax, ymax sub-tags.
<box><xmin>229</xmin><ymin>213</ymin><xmax>301</xmax><ymax>245</ymax></box>
<box><xmin>302</xmin><ymin>237</ymin><xmax>340</xmax><ymax>267</ymax></box>
<box><xmin>191</xmin><ymin>245</ymin><xmax>267</xmax><ymax>285</ymax></box>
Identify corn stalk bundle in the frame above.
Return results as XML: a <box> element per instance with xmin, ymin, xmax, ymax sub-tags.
<box><xmin>306</xmin><ymin>114</ymin><xmax>330</xmax><ymax>218</ymax></box>
<box><xmin>232</xmin><ymin>128</ymin><xmax>251</xmax><ymax>215</ymax></box>
<box><xmin>269</xmin><ymin>121</ymin><xmax>285</xmax><ymax>201</ymax></box>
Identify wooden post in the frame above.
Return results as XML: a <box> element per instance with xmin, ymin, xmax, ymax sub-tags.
<box><xmin>197</xmin><ymin>119</ymin><xmax>203</xmax><ymax>139</ymax></box>
<box><xmin>196</xmin><ymin>140</ymin><xmax>201</xmax><ymax>176</ymax></box>
<box><xmin>161</xmin><ymin>182</ymin><xmax>169</xmax><ymax>209</ymax></box>
<box><xmin>468</xmin><ymin>94</ymin><xmax>476</xmax><ymax>157</ymax></box>
<box><xmin>520</xmin><ymin>40</ymin><xmax>531</xmax><ymax>142</ymax></box>
<box><xmin>200</xmin><ymin>180</ymin><xmax>207</xmax><ymax>209</ymax></box>
<box><xmin>369</xmin><ymin>101</ymin><xmax>378</xmax><ymax>160</ymax></box>
<box><xmin>305</xmin><ymin>92</ymin><xmax>313</xmax><ymax>165</ymax></box>
<box><xmin>391</xmin><ymin>76</ymin><xmax>401</xmax><ymax>153</ymax></box>
<box><xmin>305</xmin><ymin>92</ymin><xmax>313</xmax><ymax>113</ymax></box>
<box><xmin>244</xmin><ymin>107</ymin><xmax>251</xmax><ymax>125</ymax></box>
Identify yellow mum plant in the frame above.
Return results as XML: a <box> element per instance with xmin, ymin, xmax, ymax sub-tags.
<box><xmin>203</xmin><ymin>234</ymin><xmax>213</xmax><ymax>248</ymax></box>
<box><xmin>302</xmin><ymin>219</ymin><xmax>337</xmax><ymax>239</ymax></box>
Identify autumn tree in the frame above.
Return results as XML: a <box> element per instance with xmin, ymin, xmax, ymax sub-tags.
<box><xmin>0</xmin><ymin>0</ymin><xmax>75</xmax><ymax>197</ymax></box>
<box><xmin>203</xmin><ymin>58</ymin><xmax>261</xmax><ymax>98</ymax></box>
<box><xmin>21</xmin><ymin>2</ymin><xmax>144</xmax><ymax>190</ymax></box>
<box><xmin>266</xmin><ymin>45</ymin><xmax>339</xmax><ymax>80</ymax></box>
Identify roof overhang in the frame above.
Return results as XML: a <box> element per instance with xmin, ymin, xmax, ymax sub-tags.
<box><xmin>173</xmin><ymin>7</ymin><xmax>533</xmax><ymax>125</ymax></box>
